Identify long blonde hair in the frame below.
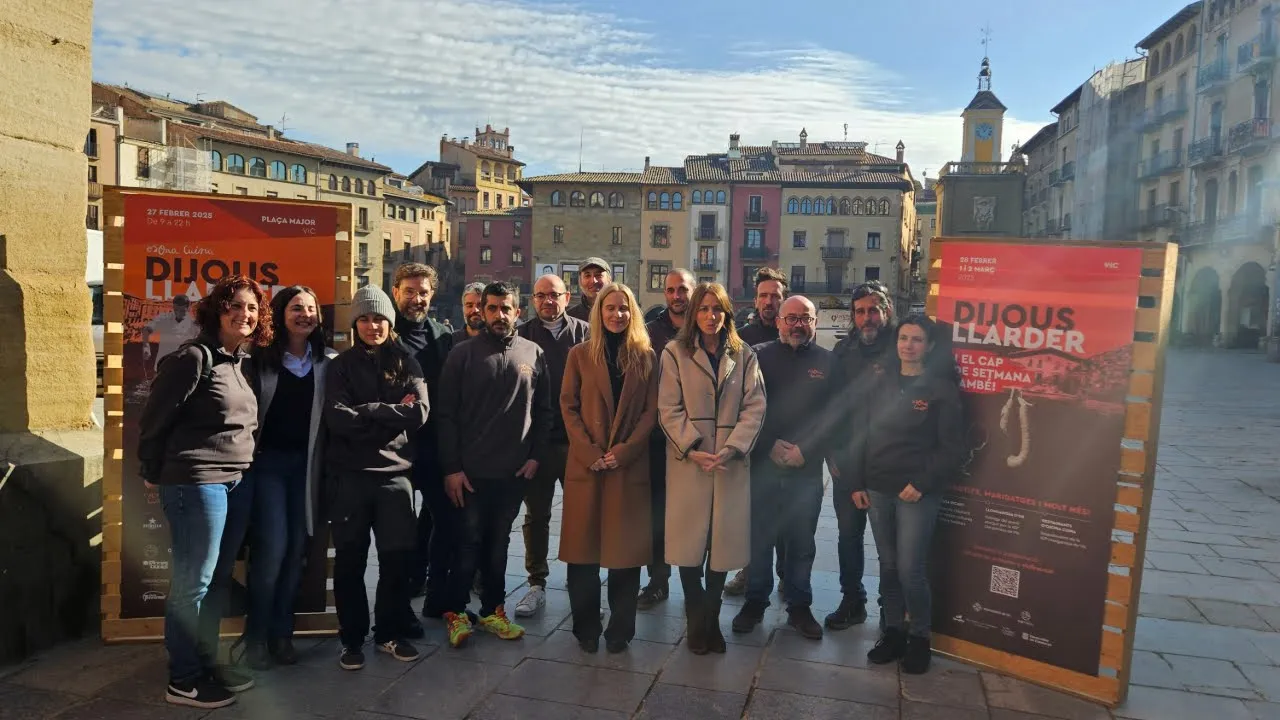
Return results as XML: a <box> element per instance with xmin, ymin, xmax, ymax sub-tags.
<box><xmin>675</xmin><ymin>282</ymin><xmax>744</xmax><ymax>356</ymax></box>
<box><xmin>588</xmin><ymin>283</ymin><xmax>653</xmax><ymax>380</ymax></box>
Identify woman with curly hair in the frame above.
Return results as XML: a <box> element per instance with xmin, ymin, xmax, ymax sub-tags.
<box><xmin>137</xmin><ymin>275</ymin><xmax>272</xmax><ymax>709</ymax></box>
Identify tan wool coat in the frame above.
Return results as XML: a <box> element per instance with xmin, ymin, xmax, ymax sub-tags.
<box><xmin>557</xmin><ymin>343</ymin><xmax>659</xmax><ymax>569</ymax></box>
<box><xmin>658</xmin><ymin>341</ymin><xmax>766</xmax><ymax>572</ymax></box>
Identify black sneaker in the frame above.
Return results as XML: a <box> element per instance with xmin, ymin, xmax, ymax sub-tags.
<box><xmin>377</xmin><ymin>639</ymin><xmax>421</xmax><ymax>662</ymax></box>
<box><xmin>269</xmin><ymin>637</ymin><xmax>298</xmax><ymax>666</ymax></box>
<box><xmin>636</xmin><ymin>583</ymin><xmax>669</xmax><ymax>611</ymax></box>
<box><xmin>166</xmin><ymin>676</ymin><xmax>236</xmax><ymax>709</ymax></box>
<box><xmin>824</xmin><ymin>595</ymin><xmax>868</xmax><ymax>630</ymax></box>
<box><xmin>209</xmin><ymin>665</ymin><xmax>254</xmax><ymax>693</ymax></box>
<box><xmin>731</xmin><ymin>599</ymin><xmax>768</xmax><ymax>633</ymax></box>
<box><xmin>339</xmin><ymin>646</ymin><xmax>365</xmax><ymax>670</ymax></box>
<box><xmin>867</xmin><ymin>628</ymin><xmax>908</xmax><ymax>665</ymax></box>
<box><xmin>786</xmin><ymin>607</ymin><xmax>824</xmax><ymax>640</ymax></box>
<box><xmin>901</xmin><ymin>635</ymin><xmax>932</xmax><ymax>674</ymax></box>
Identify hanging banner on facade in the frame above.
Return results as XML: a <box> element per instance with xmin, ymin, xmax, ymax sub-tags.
<box><xmin>932</xmin><ymin>241</ymin><xmax>1143</xmax><ymax>676</ymax></box>
<box><xmin>118</xmin><ymin>193</ymin><xmax>339</xmax><ymax>621</ymax></box>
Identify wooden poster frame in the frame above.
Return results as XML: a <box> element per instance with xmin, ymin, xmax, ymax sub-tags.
<box><xmin>924</xmin><ymin>237</ymin><xmax>1176</xmax><ymax>707</ymax></box>
<box><xmin>100</xmin><ymin>187</ymin><xmax>353</xmax><ymax>643</ymax></box>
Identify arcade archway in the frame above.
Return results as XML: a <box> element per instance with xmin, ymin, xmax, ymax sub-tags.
<box><xmin>1184</xmin><ymin>266</ymin><xmax>1222</xmax><ymax>343</ymax></box>
<box><xmin>1227</xmin><ymin>261</ymin><xmax>1269</xmax><ymax>348</ymax></box>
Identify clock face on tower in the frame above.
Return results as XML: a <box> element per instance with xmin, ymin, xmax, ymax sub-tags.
<box><xmin>976</xmin><ymin>123</ymin><xmax>994</xmax><ymax>141</ymax></box>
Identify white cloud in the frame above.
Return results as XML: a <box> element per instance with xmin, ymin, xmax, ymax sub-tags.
<box><xmin>93</xmin><ymin>0</ymin><xmax>1049</xmax><ymax>179</ymax></box>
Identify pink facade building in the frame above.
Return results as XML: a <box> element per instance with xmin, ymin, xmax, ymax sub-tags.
<box><xmin>729</xmin><ymin>184</ymin><xmax>782</xmax><ymax>300</ymax></box>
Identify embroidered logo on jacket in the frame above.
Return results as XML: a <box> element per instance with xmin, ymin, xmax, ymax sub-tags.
<box><xmin>517</xmin><ymin>363</ymin><xmax>534</xmax><ymax>378</ymax></box>
<box><xmin>912</xmin><ymin>399</ymin><xmax>929</xmax><ymax>412</ymax></box>
<box><xmin>807</xmin><ymin>368</ymin><xmax>826</xmax><ymax>379</ymax></box>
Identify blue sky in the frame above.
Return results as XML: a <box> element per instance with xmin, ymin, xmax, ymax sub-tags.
<box><xmin>92</xmin><ymin>0</ymin><xmax>1193</xmax><ymax>179</ymax></box>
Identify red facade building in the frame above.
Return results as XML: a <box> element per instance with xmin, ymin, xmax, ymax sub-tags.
<box><xmin>460</xmin><ymin>207</ymin><xmax>532</xmax><ymax>291</ymax></box>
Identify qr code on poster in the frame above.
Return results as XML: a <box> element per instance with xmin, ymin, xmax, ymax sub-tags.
<box><xmin>990</xmin><ymin>565</ymin><xmax>1021</xmax><ymax>599</ymax></box>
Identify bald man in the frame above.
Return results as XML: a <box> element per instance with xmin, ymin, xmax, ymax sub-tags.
<box><xmin>732</xmin><ymin>296</ymin><xmax>836</xmax><ymax>640</ymax></box>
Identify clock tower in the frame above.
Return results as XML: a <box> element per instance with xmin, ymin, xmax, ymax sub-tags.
<box><xmin>961</xmin><ymin>56</ymin><xmax>1007</xmax><ymax>164</ymax></box>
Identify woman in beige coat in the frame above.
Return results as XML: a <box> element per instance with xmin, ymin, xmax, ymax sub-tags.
<box><xmin>559</xmin><ymin>283</ymin><xmax>659</xmax><ymax>654</ymax></box>
<box><xmin>658</xmin><ymin>282</ymin><xmax>766</xmax><ymax>655</ymax></box>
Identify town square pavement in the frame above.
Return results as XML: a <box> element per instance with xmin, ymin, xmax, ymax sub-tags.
<box><xmin>3</xmin><ymin>348</ymin><xmax>1279</xmax><ymax>719</ymax></box>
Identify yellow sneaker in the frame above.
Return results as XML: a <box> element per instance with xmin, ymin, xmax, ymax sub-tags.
<box><xmin>478</xmin><ymin>606</ymin><xmax>525</xmax><ymax>640</ymax></box>
<box><xmin>444</xmin><ymin>611</ymin><xmax>472</xmax><ymax>648</ymax></box>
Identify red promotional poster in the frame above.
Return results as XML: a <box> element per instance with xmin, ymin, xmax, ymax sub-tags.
<box><xmin>932</xmin><ymin>241</ymin><xmax>1143</xmax><ymax>677</ymax></box>
<box><xmin>118</xmin><ymin>192</ymin><xmax>340</xmax><ymax>621</ymax></box>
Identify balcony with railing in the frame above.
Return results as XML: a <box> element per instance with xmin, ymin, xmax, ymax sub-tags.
<box><xmin>694</xmin><ymin>258</ymin><xmax>720</xmax><ymax>272</ymax></box>
<box><xmin>1139</xmin><ymin>204</ymin><xmax>1180</xmax><ymax>230</ymax></box>
<box><xmin>820</xmin><ymin>245</ymin><xmax>853</xmax><ymax>261</ymax></box>
<box><xmin>697</xmin><ymin>227</ymin><xmax>722</xmax><ymax>241</ymax></box>
<box><xmin>88</xmin><ymin>181</ymin><xmax>103</xmax><ymax>199</ymax></box>
<box><xmin>1048</xmin><ymin>169</ymin><xmax>1060</xmax><ymax>185</ymax></box>
<box><xmin>1141</xmin><ymin>98</ymin><xmax>1190</xmax><ymax>131</ymax></box>
<box><xmin>740</xmin><ymin>243</ymin><xmax>768</xmax><ymax>259</ymax></box>
<box><xmin>1237</xmin><ymin>35</ymin><xmax>1277</xmax><ymax>73</ymax></box>
<box><xmin>1139</xmin><ymin>150</ymin><xmax>1184</xmax><ymax>180</ymax></box>
<box><xmin>938</xmin><ymin>161</ymin><xmax>1026</xmax><ymax>176</ymax></box>
<box><xmin>355</xmin><ymin>252</ymin><xmax>372</xmax><ymax>270</ymax></box>
<box><xmin>1180</xmin><ymin>211</ymin><xmax>1274</xmax><ymax>247</ymax></box>
<box><xmin>1188</xmin><ymin>135</ymin><xmax>1225</xmax><ymax>167</ymax></box>
<box><xmin>1227</xmin><ymin>118</ymin><xmax>1273</xmax><ymax>154</ymax></box>
<box><xmin>743</xmin><ymin>209</ymin><xmax>769</xmax><ymax>224</ymax></box>
<box><xmin>1197</xmin><ymin>57</ymin><xmax>1231</xmax><ymax>92</ymax></box>
<box><xmin>1059</xmin><ymin>162</ymin><xmax>1075</xmax><ymax>183</ymax></box>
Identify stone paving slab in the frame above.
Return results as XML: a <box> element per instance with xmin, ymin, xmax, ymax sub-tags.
<box><xmin>2</xmin><ymin>349</ymin><xmax>1279</xmax><ymax>719</ymax></box>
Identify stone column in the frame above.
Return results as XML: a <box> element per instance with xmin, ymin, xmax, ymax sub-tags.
<box><xmin>0</xmin><ymin>0</ymin><xmax>104</xmax><ymax>664</ymax></box>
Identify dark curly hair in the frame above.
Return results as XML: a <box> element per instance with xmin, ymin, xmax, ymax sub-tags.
<box><xmin>194</xmin><ymin>275</ymin><xmax>274</xmax><ymax>348</ymax></box>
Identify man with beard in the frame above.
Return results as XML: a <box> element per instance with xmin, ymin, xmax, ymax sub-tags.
<box><xmin>636</xmin><ymin>268</ymin><xmax>694</xmax><ymax>610</ymax></box>
<box><xmin>390</xmin><ymin>264</ymin><xmax>460</xmax><ymax>626</ymax></box>
<box><xmin>437</xmin><ymin>282</ymin><xmax>553</xmax><ymax>648</ymax></box>
<box><xmin>566</xmin><ymin>257</ymin><xmax>610</xmax><ymax>322</ymax></box>
<box><xmin>725</xmin><ymin>266</ymin><xmax>789</xmax><ymax>597</ymax></box>
<box><xmin>732</xmin><ymin>296</ymin><xmax>833</xmax><ymax>640</ymax></box>
<box><xmin>823</xmin><ymin>280</ymin><xmax>895</xmax><ymax>631</ymax></box>
<box><xmin>453</xmin><ymin>282</ymin><xmax>487</xmax><ymax>344</ymax></box>
<box><xmin>512</xmin><ymin>274</ymin><xmax>589</xmax><ymax>618</ymax></box>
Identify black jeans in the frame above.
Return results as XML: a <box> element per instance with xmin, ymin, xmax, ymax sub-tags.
<box><xmin>331</xmin><ymin>475</ymin><xmax>416</xmax><ymax>648</ymax></box>
<box><xmin>567</xmin><ymin>565</ymin><xmax>642</xmax><ymax>643</ymax></box>
<box><xmin>408</xmin><ymin>465</ymin><xmax>436</xmax><ymax>596</ymax></box>
<box><xmin>421</xmin><ymin>467</ymin><xmax>463</xmax><ymax>615</ymax></box>
<box><xmin>646</xmin><ymin>435</ymin><xmax>670</xmax><ymax>587</ymax></box>
<box><xmin>447</xmin><ymin>476</ymin><xmax>525</xmax><ymax>616</ymax></box>
<box><xmin>832</xmin><ymin>478</ymin><xmax>870</xmax><ymax>603</ymax></box>
<box><xmin>746</xmin><ymin>469</ymin><xmax>824</xmax><ymax>608</ymax></box>
<box><xmin>522</xmin><ymin>443</ymin><xmax>568</xmax><ymax>588</ymax></box>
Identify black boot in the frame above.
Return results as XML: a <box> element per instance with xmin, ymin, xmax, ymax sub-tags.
<box><xmin>705</xmin><ymin>593</ymin><xmax>727</xmax><ymax>653</ymax></box>
<box><xmin>867</xmin><ymin>628</ymin><xmax>908</xmax><ymax>665</ymax></box>
<box><xmin>684</xmin><ymin>597</ymin><xmax>709</xmax><ymax>655</ymax></box>
<box><xmin>901</xmin><ymin>635</ymin><xmax>932</xmax><ymax>674</ymax></box>
<box><xmin>823</xmin><ymin>595</ymin><xmax>868</xmax><ymax>630</ymax></box>
<box><xmin>732</xmin><ymin>599</ymin><xmax>768</xmax><ymax>634</ymax></box>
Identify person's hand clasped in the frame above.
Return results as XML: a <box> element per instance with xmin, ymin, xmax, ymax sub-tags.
<box><xmin>602</xmin><ymin>451</ymin><xmax>619</xmax><ymax>470</ymax></box>
<box><xmin>445</xmin><ymin>472</ymin><xmax>473</xmax><ymax>508</ymax></box>
<box><xmin>688</xmin><ymin>450</ymin><xmax>720</xmax><ymax>473</ymax></box>
<box><xmin>851</xmin><ymin>490</ymin><xmax>870</xmax><ymax>510</ymax></box>
<box><xmin>899</xmin><ymin>484</ymin><xmax>922</xmax><ymax>503</ymax></box>
<box><xmin>516</xmin><ymin>459</ymin><xmax>539</xmax><ymax>480</ymax></box>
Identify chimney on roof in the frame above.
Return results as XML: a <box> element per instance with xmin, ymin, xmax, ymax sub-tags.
<box><xmin>346</xmin><ymin>142</ymin><xmax>360</xmax><ymax>157</ymax></box>
<box><xmin>728</xmin><ymin>133</ymin><xmax>741</xmax><ymax>160</ymax></box>
<box><xmin>896</xmin><ymin>140</ymin><xmax>905</xmax><ymax>163</ymax></box>
<box><xmin>799</xmin><ymin>128</ymin><xmax>808</xmax><ymax>150</ymax></box>
<box><xmin>266</xmin><ymin>125</ymin><xmax>276</xmax><ymax>140</ymax></box>
<box><xmin>644</xmin><ymin>156</ymin><xmax>650</xmax><ymax>171</ymax></box>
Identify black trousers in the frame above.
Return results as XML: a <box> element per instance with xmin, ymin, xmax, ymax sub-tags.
<box><xmin>646</xmin><ymin>436</ymin><xmax>670</xmax><ymax>587</ymax></box>
<box><xmin>421</xmin><ymin>469</ymin><xmax>464</xmax><ymax>615</ymax></box>
<box><xmin>447</xmin><ymin>476</ymin><xmax>524</xmax><ymax>616</ymax></box>
<box><xmin>408</xmin><ymin>469</ymin><xmax>436</xmax><ymax>596</ymax></box>
<box><xmin>331</xmin><ymin>475</ymin><xmax>416</xmax><ymax>648</ymax></box>
<box><xmin>567</xmin><ymin>565</ymin><xmax>642</xmax><ymax>644</ymax></box>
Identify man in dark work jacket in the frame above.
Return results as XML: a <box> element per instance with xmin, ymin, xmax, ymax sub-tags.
<box><xmin>511</xmin><ymin>273</ymin><xmax>589</xmax><ymax>619</ymax></box>
<box><xmin>732</xmin><ymin>296</ymin><xmax>833</xmax><ymax>640</ymax></box>
<box><xmin>436</xmin><ymin>282</ymin><xmax>553</xmax><ymax>646</ymax></box>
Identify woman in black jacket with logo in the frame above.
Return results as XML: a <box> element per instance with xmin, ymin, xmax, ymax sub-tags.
<box><xmin>325</xmin><ymin>285</ymin><xmax>430</xmax><ymax>671</ymax></box>
<box><xmin>846</xmin><ymin>314</ymin><xmax>965</xmax><ymax>675</ymax></box>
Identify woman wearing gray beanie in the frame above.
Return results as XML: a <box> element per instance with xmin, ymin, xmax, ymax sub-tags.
<box><xmin>324</xmin><ymin>285</ymin><xmax>431</xmax><ymax>670</ymax></box>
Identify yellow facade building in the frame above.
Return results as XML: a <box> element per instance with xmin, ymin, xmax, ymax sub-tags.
<box><xmin>638</xmin><ymin>163</ymin><xmax>690</xmax><ymax>309</ymax></box>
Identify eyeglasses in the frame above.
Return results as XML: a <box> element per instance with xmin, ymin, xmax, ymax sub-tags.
<box><xmin>532</xmin><ymin>292</ymin><xmax>567</xmax><ymax>302</ymax></box>
<box><xmin>782</xmin><ymin>315</ymin><xmax>816</xmax><ymax>327</ymax></box>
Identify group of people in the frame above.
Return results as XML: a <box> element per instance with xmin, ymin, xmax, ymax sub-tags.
<box><xmin>138</xmin><ymin>256</ymin><xmax>967</xmax><ymax>711</ymax></box>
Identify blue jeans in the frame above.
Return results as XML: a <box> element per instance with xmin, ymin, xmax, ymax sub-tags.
<box><xmin>867</xmin><ymin>489</ymin><xmax>943</xmax><ymax>638</ymax></box>
<box><xmin>833</xmin><ymin>480</ymin><xmax>869</xmax><ymax>603</ymax></box>
<box><xmin>245</xmin><ymin>449</ymin><xmax>309</xmax><ymax>643</ymax></box>
<box><xmin>746</xmin><ymin>470</ymin><xmax>824</xmax><ymax>608</ymax></box>
<box><xmin>161</xmin><ymin>479</ymin><xmax>250</xmax><ymax>683</ymax></box>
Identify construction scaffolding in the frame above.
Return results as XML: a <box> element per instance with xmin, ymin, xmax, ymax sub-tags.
<box><xmin>141</xmin><ymin>133</ymin><xmax>213</xmax><ymax>193</ymax></box>
<box><xmin>1072</xmin><ymin>58</ymin><xmax>1147</xmax><ymax>240</ymax></box>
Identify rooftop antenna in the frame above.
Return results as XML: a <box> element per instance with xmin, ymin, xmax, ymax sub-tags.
<box><xmin>278</xmin><ymin>112</ymin><xmax>290</xmax><ymax>134</ymax></box>
<box><xmin>843</xmin><ymin>123</ymin><xmax>848</xmax><ymax>141</ymax></box>
<box><xmin>578</xmin><ymin>127</ymin><xmax>584</xmax><ymax>173</ymax></box>
<box><xmin>195</xmin><ymin>92</ymin><xmax>205</xmax><ymax>104</ymax></box>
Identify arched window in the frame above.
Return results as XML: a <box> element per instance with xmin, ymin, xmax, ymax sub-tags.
<box><xmin>507</xmin><ymin>166</ymin><xmax>516</xmax><ymax>180</ymax></box>
<box><xmin>481</xmin><ymin>161</ymin><xmax>491</xmax><ymax>179</ymax></box>
<box><xmin>1149</xmin><ymin>49</ymin><xmax>1160</xmax><ymax>77</ymax></box>
<box><xmin>787</xmin><ymin>197</ymin><xmax>799</xmax><ymax>214</ymax></box>
<box><xmin>210</xmin><ymin>150</ymin><xmax>222</xmax><ymax>171</ymax></box>
<box><xmin>290</xmin><ymin>164</ymin><xmax>307</xmax><ymax>184</ymax></box>
<box><xmin>852</xmin><ymin>198</ymin><xmax>863</xmax><ymax>214</ymax></box>
<box><xmin>1188</xmin><ymin>25</ymin><xmax>1197</xmax><ymax>51</ymax></box>
<box><xmin>328</xmin><ymin>174</ymin><xmax>337</xmax><ymax>190</ymax></box>
<box><xmin>589</xmin><ymin>191</ymin><xmax>605</xmax><ymax>207</ymax></box>
<box><xmin>839</xmin><ymin>198</ymin><xmax>852</xmax><ymax>215</ymax></box>
<box><xmin>342</xmin><ymin>176</ymin><xmax>351</xmax><ymax>193</ymax></box>
<box><xmin>814</xmin><ymin>198</ymin><xmax>826</xmax><ymax>215</ymax></box>
<box><xmin>269</xmin><ymin>160</ymin><xmax>286</xmax><ymax>180</ymax></box>
<box><xmin>647</xmin><ymin>191</ymin><xmax>658</xmax><ymax>209</ymax></box>
<box><xmin>248</xmin><ymin>157</ymin><xmax>266</xmax><ymax>178</ymax></box>
<box><xmin>1174</xmin><ymin>34</ymin><xmax>1184</xmax><ymax>60</ymax></box>
<box><xmin>827</xmin><ymin>198</ymin><xmax>837</xmax><ymax>215</ymax></box>
<box><xmin>879</xmin><ymin>198</ymin><xmax>891</xmax><ymax>215</ymax></box>
<box><xmin>672</xmin><ymin>192</ymin><xmax>683</xmax><ymax>210</ymax></box>
<box><xmin>716</xmin><ymin>190</ymin><xmax>726</xmax><ymax>204</ymax></box>
<box><xmin>693</xmin><ymin>190</ymin><xmax>703</xmax><ymax>204</ymax></box>
<box><xmin>801</xmin><ymin>197</ymin><xmax>812</xmax><ymax>214</ymax></box>
<box><xmin>551</xmin><ymin>190</ymin><xmax>564</xmax><ymax>206</ymax></box>
<box><xmin>570</xmin><ymin>190</ymin><xmax>586</xmax><ymax>207</ymax></box>
<box><xmin>355</xmin><ymin>178</ymin><xmax>365</xmax><ymax>194</ymax></box>
<box><xmin>659</xmin><ymin>192</ymin><xmax>670</xmax><ymax>209</ymax></box>
<box><xmin>608</xmin><ymin>192</ymin><xmax>624</xmax><ymax>208</ymax></box>
<box><xmin>227</xmin><ymin>154</ymin><xmax>245</xmax><ymax>174</ymax></box>
<box><xmin>368</xmin><ymin>180</ymin><xmax>376</xmax><ymax>196</ymax></box>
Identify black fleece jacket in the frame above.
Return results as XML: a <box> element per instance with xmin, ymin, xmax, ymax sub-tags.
<box><xmin>395</xmin><ymin>314</ymin><xmax>454</xmax><ymax>468</ymax></box>
<box><xmin>323</xmin><ymin>345</ymin><xmax>430</xmax><ymax>476</ymax></box>
<box><xmin>516</xmin><ymin>314</ymin><xmax>589</xmax><ymax>444</ymax></box>
<box><xmin>751</xmin><ymin>339</ymin><xmax>835</xmax><ymax>476</ymax></box>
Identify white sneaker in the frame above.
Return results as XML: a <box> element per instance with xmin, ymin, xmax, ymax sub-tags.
<box><xmin>514</xmin><ymin>586</ymin><xmax>546</xmax><ymax>618</ymax></box>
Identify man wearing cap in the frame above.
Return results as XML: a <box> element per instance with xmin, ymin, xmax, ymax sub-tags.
<box><xmin>566</xmin><ymin>257</ymin><xmax>610</xmax><ymax>323</ymax></box>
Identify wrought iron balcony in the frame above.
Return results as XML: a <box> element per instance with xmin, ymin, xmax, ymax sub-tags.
<box><xmin>1139</xmin><ymin>150</ymin><xmax>1184</xmax><ymax>180</ymax></box>
<box><xmin>740</xmin><ymin>243</ymin><xmax>768</xmax><ymax>259</ymax></box>
<box><xmin>1188</xmin><ymin>135</ymin><xmax>1224</xmax><ymax>167</ymax></box>
<box><xmin>697</xmin><ymin>227</ymin><xmax>721</xmax><ymax>241</ymax></box>
<box><xmin>1227</xmin><ymin>118</ymin><xmax>1273</xmax><ymax>154</ymax></box>
<box><xmin>1179</xmin><ymin>211</ymin><xmax>1274</xmax><ymax>248</ymax></box>
<box><xmin>355</xmin><ymin>254</ymin><xmax>372</xmax><ymax>270</ymax></box>
<box><xmin>694</xmin><ymin>258</ymin><xmax>720</xmax><ymax>272</ymax></box>
<box><xmin>743</xmin><ymin>210</ymin><xmax>769</xmax><ymax>224</ymax></box>
<box><xmin>1139</xmin><ymin>204</ymin><xmax>1181</xmax><ymax>230</ymax></box>
<box><xmin>1059</xmin><ymin>162</ymin><xmax>1075</xmax><ymax>183</ymax></box>
<box><xmin>820</xmin><ymin>246</ymin><xmax>853</xmax><ymax>260</ymax></box>
<box><xmin>1237</xmin><ymin>35</ymin><xmax>1277</xmax><ymax>74</ymax></box>
<box><xmin>938</xmin><ymin>161</ymin><xmax>1025</xmax><ymax>176</ymax></box>
<box><xmin>1197</xmin><ymin>57</ymin><xmax>1231</xmax><ymax>92</ymax></box>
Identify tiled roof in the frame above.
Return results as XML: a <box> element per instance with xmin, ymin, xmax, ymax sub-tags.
<box><xmin>641</xmin><ymin>166</ymin><xmax>687</xmax><ymax>184</ymax></box>
<box><xmin>167</xmin><ymin>122</ymin><xmax>392</xmax><ymax>172</ymax></box>
<box><xmin>460</xmin><ymin>207</ymin><xmax>532</xmax><ymax>217</ymax></box>
<box><xmin>449</xmin><ymin>184</ymin><xmax>480</xmax><ymax>193</ymax></box>
<box><xmin>441</xmin><ymin>138</ymin><xmax>527</xmax><ymax>167</ymax></box>
<box><xmin>1018</xmin><ymin>122</ymin><xmax>1059</xmax><ymax>156</ymax></box>
<box><xmin>683</xmin><ymin>155</ymin><xmax>731</xmax><ymax>182</ymax></box>
<box><xmin>520</xmin><ymin>172</ymin><xmax>645</xmax><ymax>184</ymax></box>
<box><xmin>95</xmin><ymin>84</ymin><xmax>268</xmax><ymax>132</ymax></box>
<box><xmin>1137</xmin><ymin>2</ymin><xmax>1203</xmax><ymax>50</ymax></box>
<box><xmin>1051</xmin><ymin>86</ymin><xmax>1082</xmax><ymax>114</ymax></box>
<box><xmin>778</xmin><ymin>171</ymin><xmax>912</xmax><ymax>189</ymax></box>
<box><xmin>382</xmin><ymin>186</ymin><xmax>446</xmax><ymax>204</ymax></box>
<box><xmin>966</xmin><ymin>90</ymin><xmax>1008</xmax><ymax>112</ymax></box>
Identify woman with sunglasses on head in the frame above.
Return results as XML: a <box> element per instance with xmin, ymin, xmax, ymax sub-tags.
<box><xmin>844</xmin><ymin>314</ymin><xmax>965</xmax><ymax>675</ymax></box>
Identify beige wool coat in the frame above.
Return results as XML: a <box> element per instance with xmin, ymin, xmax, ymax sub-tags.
<box><xmin>657</xmin><ymin>340</ymin><xmax>766</xmax><ymax>572</ymax></box>
<box><xmin>557</xmin><ymin>344</ymin><xmax>659</xmax><ymax>569</ymax></box>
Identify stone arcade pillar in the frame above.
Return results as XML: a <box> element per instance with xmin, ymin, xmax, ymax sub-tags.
<box><xmin>0</xmin><ymin>0</ymin><xmax>103</xmax><ymax>663</ymax></box>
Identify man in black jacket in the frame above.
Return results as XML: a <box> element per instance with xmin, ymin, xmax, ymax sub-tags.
<box><xmin>391</xmin><ymin>263</ymin><xmax>457</xmax><ymax>620</ymax></box>
<box><xmin>823</xmin><ymin>281</ymin><xmax>896</xmax><ymax>631</ymax></box>
<box><xmin>733</xmin><ymin>296</ymin><xmax>833</xmax><ymax>639</ymax></box>
<box><xmin>437</xmin><ymin>282</ymin><xmax>553</xmax><ymax>647</ymax></box>
<box><xmin>512</xmin><ymin>274</ymin><xmax>589</xmax><ymax>619</ymax></box>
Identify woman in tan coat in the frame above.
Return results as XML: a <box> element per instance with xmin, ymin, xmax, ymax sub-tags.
<box><xmin>559</xmin><ymin>283</ymin><xmax>659</xmax><ymax>654</ymax></box>
<box><xmin>658</xmin><ymin>282</ymin><xmax>766</xmax><ymax>655</ymax></box>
